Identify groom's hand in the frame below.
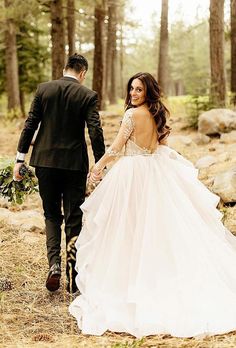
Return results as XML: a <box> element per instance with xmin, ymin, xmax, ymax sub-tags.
<box><xmin>88</xmin><ymin>168</ymin><xmax>103</xmax><ymax>184</ymax></box>
<box><xmin>13</xmin><ymin>163</ymin><xmax>24</xmax><ymax>181</ymax></box>
<box><xmin>88</xmin><ymin>172</ymin><xmax>102</xmax><ymax>184</ymax></box>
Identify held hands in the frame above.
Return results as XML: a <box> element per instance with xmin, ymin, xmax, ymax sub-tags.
<box><xmin>88</xmin><ymin>165</ymin><xmax>103</xmax><ymax>185</ymax></box>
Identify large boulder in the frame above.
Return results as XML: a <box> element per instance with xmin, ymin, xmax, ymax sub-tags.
<box><xmin>198</xmin><ymin>109</ymin><xmax>236</xmax><ymax>135</ymax></box>
<box><xmin>212</xmin><ymin>169</ymin><xmax>236</xmax><ymax>203</ymax></box>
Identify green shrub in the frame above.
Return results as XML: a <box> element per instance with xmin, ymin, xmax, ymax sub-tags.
<box><xmin>184</xmin><ymin>95</ymin><xmax>214</xmax><ymax>129</ymax></box>
<box><xmin>3</xmin><ymin>107</ymin><xmax>22</xmax><ymax>123</ymax></box>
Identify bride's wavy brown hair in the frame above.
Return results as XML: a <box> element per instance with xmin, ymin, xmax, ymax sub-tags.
<box><xmin>125</xmin><ymin>72</ymin><xmax>171</xmax><ymax>143</ymax></box>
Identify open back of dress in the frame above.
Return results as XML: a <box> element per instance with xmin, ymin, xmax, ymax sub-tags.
<box><xmin>124</xmin><ymin>108</ymin><xmax>159</xmax><ymax>155</ymax></box>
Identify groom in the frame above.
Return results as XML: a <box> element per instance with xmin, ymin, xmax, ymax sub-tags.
<box><xmin>13</xmin><ymin>53</ymin><xmax>105</xmax><ymax>293</ymax></box>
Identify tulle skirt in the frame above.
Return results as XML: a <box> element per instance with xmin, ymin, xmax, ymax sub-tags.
<box><xmin>69</xmin><ymin>145</ymin><xmax>236</xmax><ymax>338</ymax></box>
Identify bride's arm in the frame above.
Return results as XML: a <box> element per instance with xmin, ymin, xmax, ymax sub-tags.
<box><xmin>89</xmin><ymin>109</ymin><xmax>134</xmax><ymax>181</ymax></box>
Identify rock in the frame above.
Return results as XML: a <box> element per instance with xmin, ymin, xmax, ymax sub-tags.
<box><xmin>0</xmin><ymin>208</ymin><xmax>44</xmax><ymax>232</ymax></box>
<box><xmin>167</xmin><ymin>135</ymin><xmax>196</xmax><ymax>156</ymax></box>
<box><xmin>0</xmin><ymin>197</ymin><xmax>9</xmax><ymax>208</ymax></box>
<box><xmin>212</xmin><ymin>169</ymin><xmax>236</xmax><ymax>203</ymax></box>
<box><xmin>218</xmin><ymin>152</ymin><xmax>231</xmax><ymax>162</ymax></box>
<box><xmin>193</xmin><ymin>133</ymin><xmax>211</xmax><ymax>145</ymax></box>
<box><xmin>0</xmin><ymin>208</ymin><xmax>11</xmax><ymax>220</ymax></box>
<box><xmin>195</xmin><ymin>155</ymin><xmax>217</xmax><ymax>169</ymax></box>
<box><xmin>220</xmin><ymin>130</ymin><xmax>236</xmax><ymax>144</ymax></box>
<box><xmin>198</xmin><ymin>109</ymin><xmax>236</xmax><ymax>135</ymax></box>
<box><xmin>18</xmin><ymin>231</ymin><xmax>41</xmax><ymax>244</ymax></box>
<box><xmin>168</xmin><ymin>135</ymin><xmax>193</xmax><ymax>153</ymax></box>
<box><xmin>204</xmin><ymin>177</ymin><xmax>215</xmax><ymax>187</ymax></box>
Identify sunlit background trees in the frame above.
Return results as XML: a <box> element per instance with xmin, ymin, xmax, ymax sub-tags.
<box><xmin>0</xmin><ymin>0</ymin><xmax>235</xmax><ymax>116</ymax></box>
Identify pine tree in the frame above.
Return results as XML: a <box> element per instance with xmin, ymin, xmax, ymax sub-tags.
<box><xmin>50</xmin><ymin>0</ymin><xmax>65</xmax><ymax>79</ymax></box>
<box><xmin>158</xmin><ymin>0</ymin><xmax>169</xmax><ymax>96</ymax></box>
<box><xmin>93</xmin><ymin>0</ymin><xmax>106</xmax><ymax>110</ymax></box>
<box><xmin>67</xmin><ymin>0</ymin><xmax>75</xmax><ymax>56</ymax></box>
<box><xmin>231</xmin><ymin>0</ymin><xmax>236</xmax><ymax>104</ymax></box>
<box><xmin>105</xmin><ymin>0</ymin><xmax>118</xmax><ymax>104</ymax></box>
<box><xmin>4</xmin><ymin>0</ymin><xmax>21</xmax><ymax>113</ymax></box>
<box><xmin>209</xmin><ymin>0</ymin><xmax>226</xmax><ymax>106</ymax></box>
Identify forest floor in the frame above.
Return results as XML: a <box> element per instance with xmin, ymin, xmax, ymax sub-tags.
<box><xmin>0</xmin><ymin>103</ymin><xmax>236</xmax><ymax>348</ymax></box>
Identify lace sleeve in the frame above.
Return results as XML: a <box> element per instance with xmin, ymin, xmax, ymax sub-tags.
<box><xmin>106</xmin><ymin>108</ymin><xmax>134</xmax><ymax>157</ymax></box>
<box><xmin>93</xmin><ymin>108</ymin><xmax>134</xmax><ymax>171</ymax></box>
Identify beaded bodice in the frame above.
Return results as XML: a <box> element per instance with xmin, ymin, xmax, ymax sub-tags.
<box><xmin>124</xmin><ymin>139</ymin><xmax>156</xmax><ymax>156</ymax></box>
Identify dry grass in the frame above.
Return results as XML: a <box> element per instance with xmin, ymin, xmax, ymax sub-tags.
<box><xmin>0</xmin><ymin>110</ymin><xmax>236</xmax><ymax>347</ymax></box>
<box><xmin>1</xmin><ymin>219</ymin><xmax>236</xmax><ymax>348</ymax></box>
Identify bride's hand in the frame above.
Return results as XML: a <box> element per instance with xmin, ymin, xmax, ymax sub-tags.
<box><xmin>88</xmin><ymin>166</ymin><xmax>103</xmax><ymax>184</ymax></box>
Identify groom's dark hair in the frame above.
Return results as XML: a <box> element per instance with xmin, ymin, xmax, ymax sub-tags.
<box><xmin>65</xmin><ymin>53</ymin><xmax>88</xmax><ymax>73</ymax></box>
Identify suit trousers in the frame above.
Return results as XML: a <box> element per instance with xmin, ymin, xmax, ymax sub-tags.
<box><xmin>35</xmin><ymin>167</ymin><xmax>87</xmax><ymax>281</ymax></box>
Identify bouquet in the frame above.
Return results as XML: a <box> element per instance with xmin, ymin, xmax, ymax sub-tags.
<box><xmin>0</xmin><ymin>158</ymin><xmax>38</xmax><ymax>204</ymax></box>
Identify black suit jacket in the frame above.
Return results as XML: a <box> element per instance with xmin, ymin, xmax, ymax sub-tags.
<box><xmin>17</xmin><ymin>77</ymin><xmax>105</xmax><ymax>172</ymax></box>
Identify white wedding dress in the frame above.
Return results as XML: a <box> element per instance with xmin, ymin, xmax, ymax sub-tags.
<box><xmin>69</xmin><ymin>108</ymin><xmax>236</xmax><ymax>338</ymax></box>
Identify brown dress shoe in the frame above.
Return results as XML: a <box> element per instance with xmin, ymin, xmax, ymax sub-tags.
<box><xmin>46</xmin><ymin>263</ymin><xmax>61</xmax><ymax>291</ymax></box>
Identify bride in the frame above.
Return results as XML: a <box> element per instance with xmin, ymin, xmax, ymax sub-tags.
<box><xmin>69</xmin><ymin>72</ymin><xmax>236</xmax><ymax>338</ymax></box>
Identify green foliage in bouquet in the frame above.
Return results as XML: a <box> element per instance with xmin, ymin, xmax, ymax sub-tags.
<box><xmin>0</xmin><ymin>158</ymin><xmax>38</xmax><ymax>205</ymax></box>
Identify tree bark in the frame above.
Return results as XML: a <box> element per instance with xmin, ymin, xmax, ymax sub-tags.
<box><xmin>117</xmin><ymin>1</ymin><xmax>125</xmax><ymax>99</ymax></box>
<box><xmin>102</xmin><ymin>1</ymin><xmax>108</xmax><ymax>108</ymax></box>
<box><xmin>67</xmin><ymin>0</ymin><xmax>75</xmax><ymax>56</ymax></box>
<box><xmin>231</xmin><ymin>0</ymin><xmax>236</xmax><ymax>104</ymax></box>
<box><xmin>119</xmin><ymin>23</ymin><xmax>124</xmax><ymax>98</ymax></box>
<box><xmin>4</xmin><ymin>0</ymin><xmax>21</xmax><ymax>112</ymax></box>
<box><xmin>104</xmin><ymin>8</ymin><xmax>110</xmax><ymax>103</ymax></box>
<box><xmin>50</xmin><ymin>0</ymin><xmax>65</xmax><ymax>80</ymax></box>
<box><xmin>209</xmin><ymin>0</ymin><xmax>226</xmax><ymax>107</ymax></box>
<box><xmin>93</xmin><ymin>2</ymin><xmax>106</xmax><ymax>110</ymax></box>
<box><xmin>158</xmin><ymin>0</ymin><xmax>169</xmax><ymax>96</ymax></box>
<box><xmin>105</xmin><ymin>1</ymin><xmax>117</xmax><ymax>104</ymax></box>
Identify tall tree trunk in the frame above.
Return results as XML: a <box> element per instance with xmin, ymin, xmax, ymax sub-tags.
<box><xmin>119</xmin><ymin>23</ymin><xmax>124</xmax><ymax>98</ymax></box>
<box><xmin>117</xmin><ymin>1</ymin><xmax>125</xmax><ymax>99</ymax></box>
<box><xmin>4</xmin><ymin>0</ymin><xmax>21</xmax><ymax>112</ymax></box>
<box><xmin>17</xmin><ymin>23</ymin><xmax>27</xmax><ymax>116</ymax></box>
<box><xmin>50</xmin><ymin>0</ymin><xmax>65</xmax><ymax>79</ymax></box>
<box><xmin>106</xmin><ymin>1</ymin><xmax>117</xmax><ymax>105</ymax></box>
<box><xmin>231</xmin><ymin>0</ymin><xmax>236</xmax><ymax>105</ymax></box>
<box><xmin>93</xmin><ymin>1</ymin><xmax>106</xmax><ymax>110</ymax></box>
<box><xmin>67</xmin><ymin>0</ymin><xmax>75</xmax><ymax>56</ymax></box>
<box><xmin>209</xmin><ymin>0</ymin><xmax>226</xmax><ymax>106</ymax></box>
<box><xmin>158</xmin><ymin>0</ymin><xmax>169</xmax><ymax>96</ymax></box>
<box><xmin>102</xmin><ymin>1</ymin><xmax>108</xmax><ymax>109</ymax></box>
<box><xmin>104</xmin><ymin>8</ymin><xmax>110</xmax><ymax>103</ymax></box>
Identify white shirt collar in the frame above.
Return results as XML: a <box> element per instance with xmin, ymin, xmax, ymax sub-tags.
<box><xmin>63</xmin><ymin>73</ymin><xmax>78</xmax><ymax>81</ymax></box>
